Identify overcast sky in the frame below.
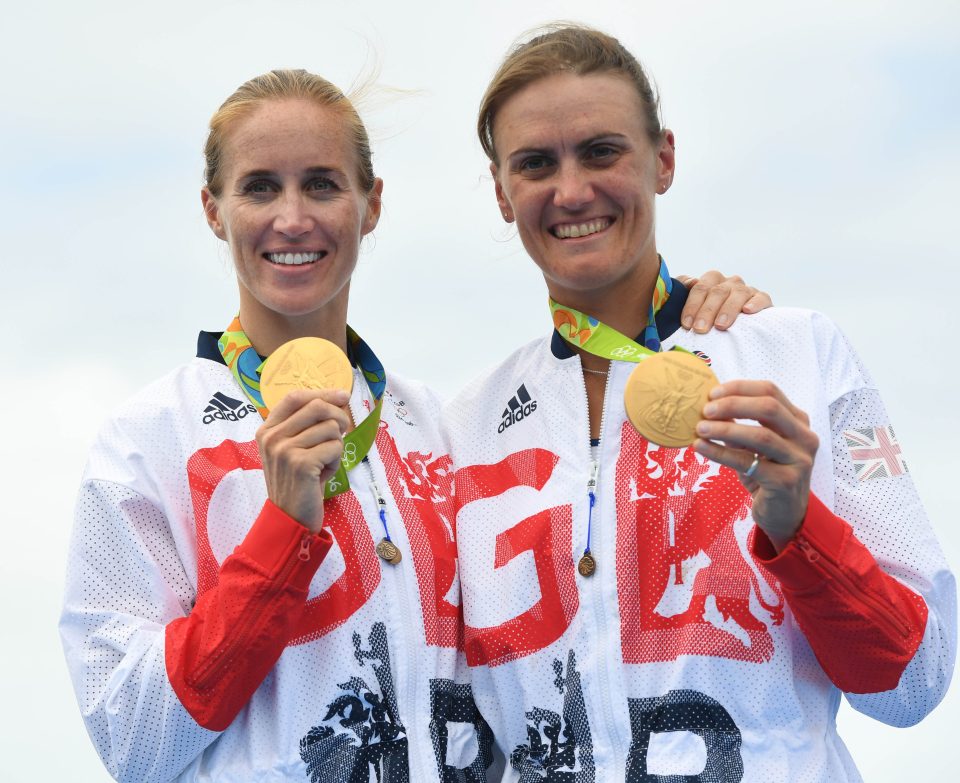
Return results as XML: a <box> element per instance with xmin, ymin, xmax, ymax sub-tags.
<box><xmin>2</xmin><ymin>0</ymin><xmax>958</xmax><ymax>779</ymax></box>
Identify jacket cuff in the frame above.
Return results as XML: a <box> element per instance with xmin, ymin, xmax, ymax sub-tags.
<box><xmin>237</xmin><ymin>500</ymin><xmax>333</xmax><ymax>591</ymax></box>
<box><xmin>751</xmin><ymin>493</ymin><xmax>849</xmax><ymax>592</ymax></box>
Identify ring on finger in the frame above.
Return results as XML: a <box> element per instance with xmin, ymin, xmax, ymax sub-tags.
<box><xmin>744</xmin><ymin>453</ymin><xmax>761</xmax><ymax>478</ymax></box>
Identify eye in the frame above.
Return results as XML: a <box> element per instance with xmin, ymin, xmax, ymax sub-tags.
<box><xmin>241</xmin><ymin>179</ymin><xmax>278</xmax><ymax>196</ymax></box>
<box><xmin>307</xmin><ymin>177</ymin><xmax>337</xmax><ymax>193</ymax></box>
<box><xmin>585</xmin><ymin>144</ymin><xmax>620</xmax><ymax>164</ymax></box>
<box><xmin>515</xmin><ymin>155</ymin><xmax>555</xmax><ymax>176</ymax></box>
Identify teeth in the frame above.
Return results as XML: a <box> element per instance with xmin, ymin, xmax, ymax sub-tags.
<box><xmin>265</xmin><ymin>252</ymin><xmax>323</xmax><ymax>265</ymax></box>
<box><xmin>554</xmin><ymin>219</ymin><xmax>610</xmax><ymax>239</ymax></box>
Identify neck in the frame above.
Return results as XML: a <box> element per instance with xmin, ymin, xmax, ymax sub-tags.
<box><xmin>237</xmin><ymin>291</ymin><xmax>350</xmax><ymax>357</ymax></box>
<box><xmin>549</xmin><ymin>262</ymin><xmax>661</xmax><ymax>344</ymax></box>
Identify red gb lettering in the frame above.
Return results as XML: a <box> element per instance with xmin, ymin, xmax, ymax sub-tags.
<box><xmin>615</xmin><ymin>424</ymin><xmax>784</xmax><ymax>664</ymax></box>
<box><xmin>187</xmin><ymin>439</ymin><xmax>380</xmax><ymax>646</ymax></box>
<box><xmin>375</xmin><ymin>422</ymin><xmax>461</xmax><ymax>649</ymax></box>
<box><xmin>456</xmin><ymin>449</ymin><xmax>579</xmax><ymax>667</ymax></box>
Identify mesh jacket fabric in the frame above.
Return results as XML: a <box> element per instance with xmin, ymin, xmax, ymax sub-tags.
<box><xmin>443</xmin><ymin>307</ymin><xmax>955</xmax><ymax>783</ymax></box>
<box><xmin>60</xmin><ymin>342</ymin><xmax>493</xmax><ymax>783</ymax></box>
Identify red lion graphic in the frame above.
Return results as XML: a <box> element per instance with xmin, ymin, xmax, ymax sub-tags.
<box><xmin>616</xmin><ymin>424</ymin><xmax>784</xmax><ymax>664</ymax></box>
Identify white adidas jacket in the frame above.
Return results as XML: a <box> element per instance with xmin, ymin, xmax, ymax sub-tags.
<box><xmin>60</xmin><ymin>332</ymin><xmax>494</xmax><ymax>783</ymax></box>
<box><xmin>444</xmin><ymin>304</ymin><xmax>955</xmax><ymax>782</ymax></box>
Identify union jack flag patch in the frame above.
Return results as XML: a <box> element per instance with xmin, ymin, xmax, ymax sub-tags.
<box><xmin>843</xmin><ymin>425</ymin><xmax>907</xmax><ymax>481</ymax></box>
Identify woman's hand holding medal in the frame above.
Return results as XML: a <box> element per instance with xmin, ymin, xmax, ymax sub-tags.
<box><xmin>255</xmin><ymin>338</ymin><xmax>356</xmax><ymax>534</ymax></box>
<box><xmin>256</xmin><ymin>388</ymin><xmax>351</xmax><ymax>533</ymax></box>
<box><xmin>692</xmin><ymin>380</ymin><xmax>820</xmax><ymax>551</ymax></box>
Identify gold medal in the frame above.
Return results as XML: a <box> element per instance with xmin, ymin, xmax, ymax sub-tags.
<box><xmin>261</xmin><ymin>337</ymin><xmax>354</xmax><ymax>411</ymax></box>
<box><xmin>623</xmin><ymin>351</ymin><xmax>718</xmax><ymax>448</ymax></box>
<box><xmin>577</xmin><ymin>552</ymin><xmax>596</xmax><ymax>577</ymax></box>
<box><xmin>375</xmin><ymin>538</ymin><xmax>402</xmax><ymax>565</ymax></box>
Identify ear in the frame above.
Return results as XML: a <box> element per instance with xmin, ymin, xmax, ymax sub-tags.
<box><xmin>361</xmin><ymin>177</ymin><xmax>384</xmax><ymax>235</ymax></box>
<box><xmin>655</xmin><ymin>129</ymin><xmax>677</xmax><ymax>194</ymax></box>
<box><xmin>491</xmin><ymin>162</ymin><xmax>515</xmax><ymax>223</ymax></box>
<box><xmin>200</xmin><ymin>188</ymin><xmax>227</xmax><ymax>241</ymax></box>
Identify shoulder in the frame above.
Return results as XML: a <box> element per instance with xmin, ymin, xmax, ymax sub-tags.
<box><xmin>378</xmin><ymin>371</ymin><xmax>447</xmax><ymax>437</ymax></box>
<box><xmin>446</xmin><ymin>335</ymin><xmax>551</xmax><ymax>411</ymax></box>
<box><xmin>384</xmin><ymin>371</ymin><xmax>444</xmax><ymax>412</ymax></box>
<box><xmin>442</xmin><ymin>335</ymin><xmax>555</xmax><ymax>444</ymax></box>
<box><xmin>84</xmin><ymin>358</ymin><xmax>235</xmax><ymax>485</ymax></box>
<box><xmin>720</xmin><ymin>306</ymin><xmax>840</xmax><ymax>339</ymax></box>
<box><xmin>107</xmin><ymin>358</ymin><xmax>230</xmax><ymax>428</ymax></box>
<box><xmin>672</xmin><ymin>307</ymin><xmax>852</xmax><ymax>355</ymax></box>
<box><xmin>671</xmin><ymin>308</ymin><xmax>875</xmax><ymax>402</ymax></box>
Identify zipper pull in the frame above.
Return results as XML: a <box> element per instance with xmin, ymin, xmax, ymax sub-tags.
<box><xmin>796</xmin><ymin>536</ymin><xmax>819</xmax><ymax>563</ymax></box>
<box><xmin>370</xmin><ymin>479</ymin><xmax>402</xmax><ymax>565</ymax></box>
<box><xmin>298</xmin><ymin>536</ymin><xmax>311</xmax><ymax>562</ymax></box>
<box><xmin>579</xmin><ymin>460</ymin><xmax>600</xmax><ymax>578</ymax></box>
<box><xmin>587</xmin><ymin>459</ymin><xmax>600</xmax><ymax>501</ymax></box>
<box><xmin>370</xmin><ymin>479</ymin><xmax>388</xmax><ymax>525</ymax></box>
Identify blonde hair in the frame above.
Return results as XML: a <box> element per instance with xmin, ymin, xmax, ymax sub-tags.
<box><xmin>204</xmin><ymin>69</ymin><xmax>375</xmax><ymax>196</ymax></box>
<box><xmin>477</xmin><ymin>23</ymin><xmax>662</xmax><ymax>163</ymax></box>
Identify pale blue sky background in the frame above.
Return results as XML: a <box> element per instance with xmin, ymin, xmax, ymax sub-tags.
<box><xmin>2</xmin><ymin>0</ymin><xmax>958</xmax><ymax>779</ymax></box>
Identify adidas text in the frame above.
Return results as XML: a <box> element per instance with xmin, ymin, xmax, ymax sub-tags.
<box><xmin>498</xmin><ymin>401</ymin><xmax>538</xmax><ymax>433</ymax></box>
<box><xmin>203</xmin><ymin>391</ymin><xmax>258</xmax><ymax>425</ymax></box>
<box><xmin>203</xmin><ymin>405</ymin><xmax>257</xmax><ymax>425</ymax></box>
<box><xmin>498</xmin><ymin>384</ymin><xmax>538</xmax><ymax>433</ymax></box>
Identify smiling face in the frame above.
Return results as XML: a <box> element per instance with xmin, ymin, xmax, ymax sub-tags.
<box><xmin>491</xmin><ymin>71</ymin><xmax>674</xmax><ymax>309</ymax></box>
<box><xmin>201</xmin><ymin>98</ymin><xmax>381</xmax><ymax>340</ymax></box>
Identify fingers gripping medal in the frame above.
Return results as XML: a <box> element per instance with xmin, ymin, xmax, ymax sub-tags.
<box><xmin>260</xmin><ymin>337</ymin><xmax>354</xmax><ymax>409</ymax></box>
<box><xmin>259</xmin><ymin>331</ymin><xmax>399</xmax><ymax>563</ymax></box>
<box><xmin>219</xmin><ymin>317</ymin><xmax>389</xmax><ymax>529</ymax></box>
<box><xmin>624</xmin><ymin>350</ymin><xmax>718</xmax><ymax>448</ymax></box>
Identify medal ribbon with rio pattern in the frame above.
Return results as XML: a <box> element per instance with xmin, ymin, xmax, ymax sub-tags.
<box><xmin>218</xmin><ymin>316</ymin><xmax>385</xmax><ymax>499</ymax></box>
<box><xmin>550</xmin><ymin>256</ymin><xmax>681</xmax><ymax>361</ymax></box>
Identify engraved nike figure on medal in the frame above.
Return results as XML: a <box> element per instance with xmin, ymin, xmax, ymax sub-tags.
<box><xmin>260</xmin><ymin>337</ymin><xmax>354</xmax><ymax>410</ymax></box>
<box><xmin>623</xmin><ymin>350</ymin><xmax>718</xmax><ymax>448</ymax></box>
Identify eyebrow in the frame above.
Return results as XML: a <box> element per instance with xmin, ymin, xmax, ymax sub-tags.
<box><xmin>506</xmin><ymin>133</ymin><xmax>629</xmax><ymax>161</ymax></box>
<box><xmin>237</xmin><ymin>166</ymin><xmax>342</xmax><ymax>180</ymax></box>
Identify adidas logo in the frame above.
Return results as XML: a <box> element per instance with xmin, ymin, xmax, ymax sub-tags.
<box><xmin>498</xmin><ymin>384</ymin><xmax>538</xmax><ymax>434</ymax></box>
<box><xmin>202</xmin><ymin>392</ymin><xmax>258</xmax><ymax>425</ymax></box>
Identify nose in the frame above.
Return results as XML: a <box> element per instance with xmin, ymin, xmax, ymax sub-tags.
<box><xmin>552</xmin><ymin>164</ymin><xmax>594</xmax><ymax>210</ymax></box>
<box><xmin>273</xmin><ymin>193</ymin><xmax>314</xmax><ymax>237</ymax></box>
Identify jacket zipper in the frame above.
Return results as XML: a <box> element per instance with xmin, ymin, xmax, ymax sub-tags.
<box><xmin>191</xmin><ymin>531</ymin><xmax>313</xmax><ymax>690</ymax></box>
<box><xmin>578</xmin><ymin>361</ymin><xmax>627</xmax><ymax>763</ymax></box>
<box><xmin>360</xmin><ymin>413</ymin><xmax>429</xmax><ymax>783</ymax></box>
<box><xmin>795</xmin><ymin>536</ymin><xmax>911</xmax><ymax>639</ymax></box>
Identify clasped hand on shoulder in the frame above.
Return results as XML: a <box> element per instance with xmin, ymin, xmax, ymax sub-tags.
<box><xmin>676</xmin><ymin>270</ymin><xmax>773</xmax><ymax>332</ymax></box>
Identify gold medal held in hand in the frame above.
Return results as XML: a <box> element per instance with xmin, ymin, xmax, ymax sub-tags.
<box><xmin>261</xmin><ymin>337</ymin><xmax>354</xmax><ymax>410</ymax></box>
<box><xmin>624</xmin><ymin>351</ymin><xmax>718</xmax><ymax>448</ymax></box>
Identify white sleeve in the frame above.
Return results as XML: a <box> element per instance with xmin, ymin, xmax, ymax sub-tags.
<box><xmin>828</xmin><ymin>383</ymin><xmax>957</xmax><ymax>726</ymax></box>
<box><xmin>59</xmin><ymin>479</ymin><xmax>218</xmax><ymax>782</ymax></box>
